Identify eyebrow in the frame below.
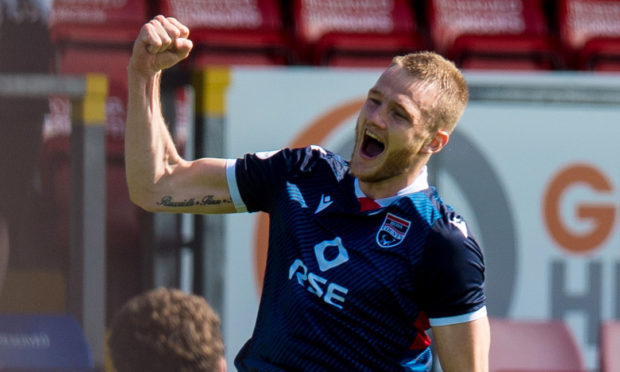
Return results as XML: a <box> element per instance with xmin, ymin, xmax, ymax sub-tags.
<box><xmin>369</xmin><ymin>88</ymin><xmax>413</xmax><ymax>119</ymax></box>
<box><xmin>368</xmin><ymin>88</ymin><xmax>381</xmax><ymax>97</ymax></box>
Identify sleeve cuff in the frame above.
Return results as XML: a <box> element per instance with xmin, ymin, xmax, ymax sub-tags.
<box><xmin>225</xmin><ymin>159</ymin><xmax>247</xmax><ymax>213</ymax></box>
<box><xmin>429</xmin><ymin>306</ymin><xmax>487</xmax><ymax>327</ymax></box>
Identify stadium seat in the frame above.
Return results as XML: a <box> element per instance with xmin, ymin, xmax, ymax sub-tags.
<box><xmin>426</xmin><ymin>0</ymin><xmax>564</xmax><ymax>70</ymax></box>
<box><xmin>292</xmin><ymin>0</ymin><xmax>426</xmax><ymax>67</ymax></box>
<box><xmin>600</xmin><ymin>320</ymin><xmax>620</xmax><ymax>372</ymax></box>
<box><xmin>50</xmin><ymin>0</ymin><xmax>146</xmax><ymax>45</ymax></box>
<box><xmin>50</xmin><ymin>0</ymin><xmax>148</xmax><ymax>138</ymax></box>
<box><xmin>158</xmin><ymin>0</ymin><xmax>293</xmax><ymax>66</ymax></box>
<box><xmin>489</xmin><ymin>317</ymin><xmax>586</xmax><ymax>372</ymax></box>
<box><xmin>558</xmin><ymin>0</ymin><xmax>620</xmax><ymax>71</ymax></box>
<box><xmin>0</xmin><ymin>314</ymin><xmax>94</xmax><ymax>371</ymax></box>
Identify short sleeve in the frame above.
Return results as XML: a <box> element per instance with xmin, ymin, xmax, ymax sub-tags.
<box><xmin>414</xmin><ymin>212</ymin><xmax>487</xmax><ymax>326</ymax></box>
<box><xmin>230</xmin><ymin>146</ymin><xmax>330</xmax><ymax>213</ymax></box>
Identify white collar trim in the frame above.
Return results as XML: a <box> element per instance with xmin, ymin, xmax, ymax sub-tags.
<box><xmin>354</xmin><ymin>166</ymin><xmax>429</xmax><ymax>207</ymax></box>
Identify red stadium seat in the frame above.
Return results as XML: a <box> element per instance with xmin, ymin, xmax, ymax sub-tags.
<box><xmin>159</xmin><ymin>0</ymin><xmax>293</xmax><ymax>66</ymax></box>
<box><xmin>600</xmin><ymin>320</ymin><xmax>620</xmax><ymax>372</ymax></box>
<box><xmin>558</xmin><ymin>0</ymin><xmax>620</xmax><ymax>70</ymax></box>
<box><xmin>48</xmin><ymin>0</ymin><xmax>146</xmax><ymax>238</ymax></box>
<box><xmin>50</xmin><ymin>0</ymin><xmax>148</xmax><ymax>139</ymax></box>
<box><xmin>427</xmin><ymin>0</ymin><xmax>564</xmax><ymax>70</ymax></box>
<box><xmin>489</xmin><ymin>318</ymin><xmax>587</xmax><ymax>372</ymax></box>
<box><xmin>292</xmin><ymin>0</ymin><xmax>425</xmax><ymax>67</ymax></box>
<box><xmin>50</xmin><ymin>0</ymin><xmax>146</xmax><ymax>45</ymax></box>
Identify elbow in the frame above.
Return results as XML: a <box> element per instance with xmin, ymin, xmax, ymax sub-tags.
<box><xmin>128</xmin><ymin>190</ymin><xmax>154</xmax><ymax>213</ymax></box>
<box><xmin>129</xmin><ymin>192</ymin><xmax>156</xmax><ymax>213</ymax></box>
<box><xmin>126</xmin><ymin>182</ymin><xmax>159</xmax><ymax>213</ymax></box>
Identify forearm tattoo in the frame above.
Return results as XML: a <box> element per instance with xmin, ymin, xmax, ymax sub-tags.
<box><xmin>156</xmin><ymin>195</ymin><xmax>233</xmax><ymax>208</ymax></box>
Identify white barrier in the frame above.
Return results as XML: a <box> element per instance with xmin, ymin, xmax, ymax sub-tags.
<box><xmin>216</xmin><ymin>67</ymin><xmax>620</xmax><ymax>370</ymax></box>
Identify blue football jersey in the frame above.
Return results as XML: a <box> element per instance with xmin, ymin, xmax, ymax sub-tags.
<box><xmin>226</xmin><ymin>146</ymin><xmax>486</xmax><ymax>372</ymax></box>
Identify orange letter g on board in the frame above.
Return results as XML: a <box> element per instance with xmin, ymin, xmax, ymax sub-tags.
<box><xmin>544</xmin><ymin>164</ymin><xmax>616</xmax><ymax>254</ymax></box>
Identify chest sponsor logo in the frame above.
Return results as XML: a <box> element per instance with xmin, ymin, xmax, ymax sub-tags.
<box><xmin>376</xmin><ymin>213</ymin><xmax>411</xmax><ymax>248</ymax></box>
<box><xmin>288</xmin><ymin>237</ymin><xmax>350</xmax><ymax>309</ymax></box>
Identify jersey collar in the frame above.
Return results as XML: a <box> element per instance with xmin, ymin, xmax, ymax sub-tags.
<box><xmin>354</xmin><ymin>166</ymin><xmax>429</xmax><ymax>208</ymax></box>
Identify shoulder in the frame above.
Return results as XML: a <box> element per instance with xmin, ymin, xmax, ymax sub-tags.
<box><xmin>408</xmin><ymin>189</ymin><xmax>484</xmax><ymax>275</ymax></box>
<box><xmin>428</xmin><ymin>204</ymin><xmax>483</xmax><ymax>263</ymax></box>
<box><xmin>291</xmin><ymin>145</ymin><xmax>349</xmax><ymax>176</ymax></box>
<box><xmin>240</xmin><ymin>145</ymin><xmax>349</xmax><ymax>179</ymax></box>
<box><xmin>408</xmin><ymin>189</ymin><xmax>477</xmax><ymax>246</ymax></box>
<box><xmin>411</xmin><ymin>194</ymin><xmax>487</xmax><ymax>320</ymax></box>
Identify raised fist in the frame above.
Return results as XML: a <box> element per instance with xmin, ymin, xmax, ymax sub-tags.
<box><xmin>129</xmin><ymin>15</ymin><xmax>193</xmax><ymax>76</ymax></box>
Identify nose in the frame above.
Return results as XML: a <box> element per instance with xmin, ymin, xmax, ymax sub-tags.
<box><xmin>365</xmin><ymin>104</ymin><xmax>387</xmax><ymax>129</ymax></box>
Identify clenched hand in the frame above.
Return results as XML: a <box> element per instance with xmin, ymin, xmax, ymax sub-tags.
<box><xmin>129</xmin><ymin>15</ymin><xmax>193</xmax><ymax>77</ymax></box>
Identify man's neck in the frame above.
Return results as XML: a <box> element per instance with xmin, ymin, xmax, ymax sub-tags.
<box><xmin>357</xmin><ymin>165</ymin><xmax>429</xmax><ymax>200</ymax></box>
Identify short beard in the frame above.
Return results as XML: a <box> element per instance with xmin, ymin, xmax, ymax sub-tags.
<box><xmin>351</xmin><ymin>147</ymin><xmax>418</xmax><ymax>184</ymax></box>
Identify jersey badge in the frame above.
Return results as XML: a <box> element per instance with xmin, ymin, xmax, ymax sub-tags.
<box><xmin>315</xmin><ymin>194</ymin><xmax>334</xmax><ymax>214</ymax></box>
<box><xmin>376</xmin><ymin>213</ymin><xmax>411</xmax><ymax>248</ymax></box>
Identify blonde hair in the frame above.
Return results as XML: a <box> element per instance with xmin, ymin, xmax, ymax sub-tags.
<box><xmin>391</xmin><ymin>51</ymin><xmax>469</xmax><ymax>133</ymax></box>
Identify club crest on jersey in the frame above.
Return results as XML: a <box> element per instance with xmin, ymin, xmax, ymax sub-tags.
<box><xmin>376</xmin><ymin>213</ymin><xmax>411</xmax><ymax>248</ymax></box>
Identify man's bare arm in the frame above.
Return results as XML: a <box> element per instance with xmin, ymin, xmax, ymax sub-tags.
<box><xmin>125</xmin><ymin>16</ymin><xmax>235</xmax><ymax>214</ymax></box>
<box><xmin>432</xmin><ymin>316</ymin><xmax>490</xmax><ymax>372</ymax></box>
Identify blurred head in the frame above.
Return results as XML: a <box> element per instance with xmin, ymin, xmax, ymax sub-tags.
<box><xmin>108</xmin><ymin>287</ymin><xmax>226</xmax><ymax>372</ymax></box>
<box><xmin>350</xmin><ymin>51</ymin><xmax>468</xmax><ymax>191</ymax></box>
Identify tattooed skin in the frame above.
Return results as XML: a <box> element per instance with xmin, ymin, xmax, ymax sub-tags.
<box><xmin>156</xmin><ymin>195</ymin><xmax>232</xmax><ymax>208</ymax></box>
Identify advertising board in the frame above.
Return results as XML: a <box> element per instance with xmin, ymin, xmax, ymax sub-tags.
<box><xmin>222</xmin><ymin>67</ymin><xmax>620</xmax><ymax>369</ymax></box>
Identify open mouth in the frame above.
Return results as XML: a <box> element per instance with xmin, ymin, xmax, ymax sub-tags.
<box><xmin>361</xmin><ymin>131</ymin><xmax>385</xmax><ymax>158</ymax></box>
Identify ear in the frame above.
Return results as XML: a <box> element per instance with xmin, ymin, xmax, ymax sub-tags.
<box><xmin>422</xmin><ymin>130</ymin><xmax>450</xmax><ymax>154</ymax></box>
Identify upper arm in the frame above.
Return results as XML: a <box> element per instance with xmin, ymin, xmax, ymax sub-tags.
<box><xmin>432</xmin><ymin>316</ymin><xmax>490</xmax><ymax>372</ymax></box>
<box><xmin>414</xmin><ymin>210</ymin><xmax>488</xmax><ymax>370</ymax></box>
<box><xmin>133</xmin><ymin>157</ymin><xmax>236</xmax><ymax>214</ymax></box>
<box><xmin>132</xmin><ymin>146</ymin><xmax>325</xmax><ymax>214</ymax></box>
<box><xmin>415</xmin><ymin>214</ymin><xmax>486</xmax><ymax>320</ymax></box>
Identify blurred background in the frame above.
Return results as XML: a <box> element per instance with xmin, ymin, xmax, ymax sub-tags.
<box><xmin>1</xmin><ymin>0</ymin><xmax>620</xmax><ymax>371</ymax></box>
